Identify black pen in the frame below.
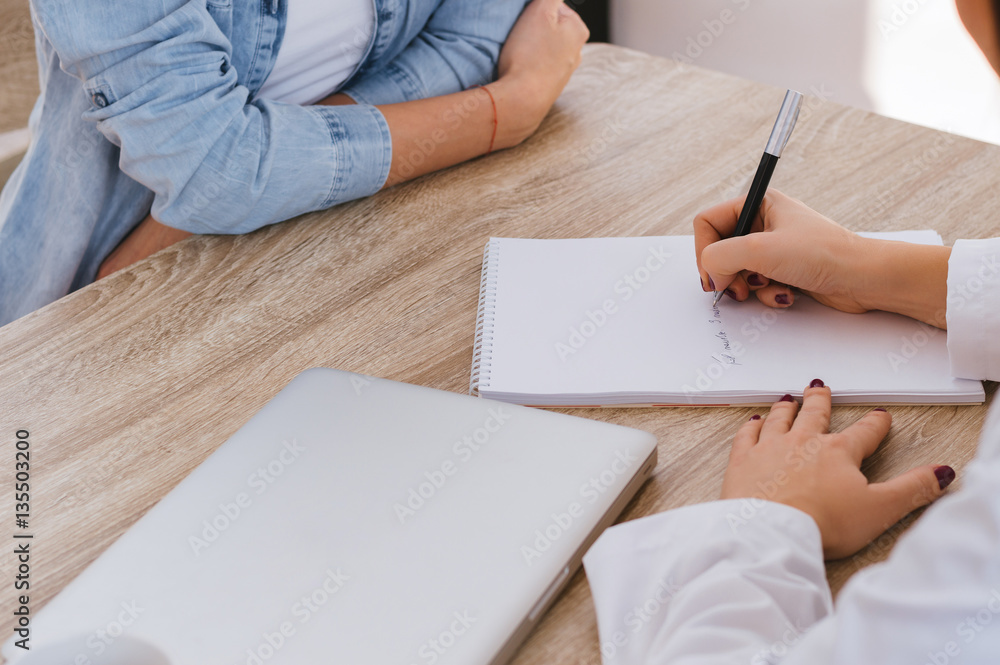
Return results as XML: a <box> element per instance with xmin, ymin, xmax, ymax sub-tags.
<box><xmin>712</xmin><ymin>89</ymin><xmax>803</xmax><ymax>306</ymax></box>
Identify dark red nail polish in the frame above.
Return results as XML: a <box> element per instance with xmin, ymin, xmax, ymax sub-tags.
<box><xmin>725</xmin><ymin>288</ymin><xmax>737</xmax><ymax>300</ymax></box>
<box><xmin>750</xmin><ymin>414</ymin><xmax>761</xmax><ymax>421</ymax></box>
<box><xmin>709</xmin><ymin>277</ymin><xmax>716</xmax><ymax>290</ymax></box>
<box><xmin>775</xmin><ymin>294</ymin><xmax>790</xmax><ymax>306</ymax></box>
<box><xmin>809</xmin><ymin>378</ymin><xmax>824</xmax><ymax>388</ymax></box>
<box><xmin>779</xmin><ymin>394</ymin><xmax>794</xmax><ymax>403</ymax></box>
<box><xmin>934</xmin><ymin>465</ymin><xmax>955</xmax><ymax>490</ymax></box>
<box><xmin>874</xmin><ymin>407</ymin><xmax>887</xmax><ymax>412</ymax></box>
<box><xmin>747</xmin><ymin>273</ymin><xmax>765</xmax><ymax>287</ymax></box>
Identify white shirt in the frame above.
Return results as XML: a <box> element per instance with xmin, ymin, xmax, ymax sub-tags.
<box><xmin>256</xmin><ymin>0</ymin><xmax>375</xmax><ymax>105</ymax></box>
<box><xmin>583</xmin><ymin>238</ymin><xmax>1000</xmax><ymax>664</ymax></box>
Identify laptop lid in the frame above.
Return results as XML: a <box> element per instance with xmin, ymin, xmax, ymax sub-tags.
<box><xmin>4</xmin><ymin>368</ymin><xmax>657</xmax><ymax>664</ymax></box>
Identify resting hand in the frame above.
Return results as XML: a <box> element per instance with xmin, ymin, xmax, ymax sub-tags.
<box><xmin>693</xmin><ymin>190</ymin><xmax>950</xmax><ymax>328</ymax></box>
<box><xmin>721</xmin><ymin>380</ymin><xmax>954</xmax><ymax>559</ymax></box>
<box><xmin>494</xmin><ymin>0</ymin><xmax>590</xmax><ymax>146</ymax></box>
<box><xmin>97</xmin><ymin>214</ymin><xmax>193</xmax><ymax>280</ymax></box>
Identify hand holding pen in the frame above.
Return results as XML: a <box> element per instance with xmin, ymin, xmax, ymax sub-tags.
<box><xmin>693</xmin><ymin>188</ymin><xmax>952</xmax><ymax>327</ymax></box>
<box><xmin>699</xmin><ymin>90</ymin><xmax>803</xmax><ymax>306</ymax></box>
<box><xmin>694</xmin><ymin>89</ymin><xmax>952</xmax><ymax>328</ymax></box>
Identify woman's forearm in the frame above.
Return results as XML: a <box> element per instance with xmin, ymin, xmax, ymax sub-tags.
<box><xmin>318</xmin><ymin>0</ymin><xmax>587</xmax><ymax>190</ymax></box>
<box><xmin>856</xmin><ymin>239</ymin><xmax>951</xmax><ymax>329</ymax></box>
<box><xmin>379</xmin><ymin>83</ymin><xmax>522</xmax><ymax>187</ymax></box>
<box><xmin>322</xmin><ymin>80</ymin><xmax>543</xmax><ymax>188</ymax></box>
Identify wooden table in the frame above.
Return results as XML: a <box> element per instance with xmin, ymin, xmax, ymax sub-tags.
<box><xmin>1</xmin><ymin>44</ymin><xmax>997</xmax><ymax>663</ymax></box>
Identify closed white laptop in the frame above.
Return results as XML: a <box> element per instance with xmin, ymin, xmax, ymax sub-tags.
<box><xmin>4</xmin><ymin>368</ymin><xmax>657</xmax><ymax>665</ymax></box>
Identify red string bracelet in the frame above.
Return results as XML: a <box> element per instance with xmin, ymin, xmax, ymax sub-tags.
<box><xmin>473</xmin><ymin>85</ymin><xmax>498</xmax><ymax>155</ymax></box>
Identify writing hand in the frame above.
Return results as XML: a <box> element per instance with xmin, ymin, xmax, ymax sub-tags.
<box><xmin>693</xmin><ymin>190</ymin><xmax>950</xmax><ymax>328</ymax></box>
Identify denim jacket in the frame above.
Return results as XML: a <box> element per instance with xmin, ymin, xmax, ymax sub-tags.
<box><xmin>0</xmin><ymin>0</ymin><xmax>526</xmax><ymax>325</ymax></box>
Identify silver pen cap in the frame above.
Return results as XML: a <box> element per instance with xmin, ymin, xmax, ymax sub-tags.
<box><xmin>764</xmin><ymin>90</ymin><xmax>803</xmax><ymax>158</ymax></box>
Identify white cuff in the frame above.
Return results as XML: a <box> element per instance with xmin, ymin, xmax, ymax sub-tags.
<box><xmin>946</xmin><ymin>239</ymin><xmax>1000</xmax><ymax>380</ymax></box>
<box><xmin>583</xmin><ymin>500</ymin><xmax>830</xmax><ymax>664</ymax></box>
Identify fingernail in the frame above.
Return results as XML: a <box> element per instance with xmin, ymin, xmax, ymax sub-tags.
<box><xmin>809</xmin><ymin>378</ymin><xmax>824</xmax><ymax>388</ymax></box>
<box><xmin>724</xmin><ymin>288</ymin><xmax>737</xmax><ymax>300</ymax></box>
<box><xmin>775</xmin><ymin>294</ymin><xmax>790</xmax><ymax>306</ymax></box>
<box><xmin>747</xmin><ymin>273</ymin><xmax>765</xmax><ymax>287</ymax></box>
<box><xmin>701</xmin><ymin>277</ymin><xmax>709</xmax><ymax>292</ymax></box>
<box><xmin>934</xmin><ymin>465</ymin><xmax>956</xmax><ymax>490</ymax></box>
<box><xmin>779</xmin><ymin>394</ymin><xmax>794</xmax><ymax>403</ymax></box>
<box><xmin>708</xmin><ymin>277</ymin><xmax>716</xmax><ymax>290</ymax></box>
<box><xmin>750</xmin><ymin>414</ymin><xmax>761</xmax><ymax>421</ymax></box>
<box><xmin>874</xmin><ymin>407</ymin><xmax>887</xmax><ymax>412</ymax></box>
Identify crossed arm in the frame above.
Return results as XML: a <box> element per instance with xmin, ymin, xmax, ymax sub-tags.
<box><xmin>97</xmin><ymin>0</ymin><xmax>587</xmax><ymax>279</ymax></box>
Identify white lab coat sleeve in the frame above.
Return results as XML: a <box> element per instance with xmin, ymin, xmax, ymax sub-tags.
<box><xmin>585</xmin><ymin>408</ymin><xmax>1000</xmax><ymax>665</ymax></box>
<box><xmin>582</xmin><ymin>499</ymin><xmax>833</xmax><ymax>665</ymax></box>
<box><xmin>785</xmin><ymin>416</ymin><xmax>1000</xmax><ymax>665</ymax></box>
<box><xmin>946</xmin><ymin>238</ymin><xmax>1000</xmax><ymax>380</ymax></box>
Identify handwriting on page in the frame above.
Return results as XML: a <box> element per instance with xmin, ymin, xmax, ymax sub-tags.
<box><xmin>709</xmin><ymin>302</ymin><xmax>741</xmax><ymax>365</ymax></box>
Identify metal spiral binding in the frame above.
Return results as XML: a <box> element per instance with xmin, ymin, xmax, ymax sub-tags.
<box><xmin>469</xmin><ymin>239</ymin><xmax>500</xmax><ymax>396</ymax></box>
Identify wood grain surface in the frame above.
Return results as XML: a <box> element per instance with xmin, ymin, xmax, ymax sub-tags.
<box><xmin>0</xmin><ymin>42</ymin><xmax>998</xmax><ymax>663</ymax></box>
<box><xmin>0</xmin><ymin>0</ymin><xmax>37</xmax><ymax>134</ymax></box>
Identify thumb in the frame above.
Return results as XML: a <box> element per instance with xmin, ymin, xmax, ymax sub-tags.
<box><xmin>866</xmin><ymin>464</ymin><xmax>955</xmax><ymax>530</ymax></box>
<box><xmin>701</xmin><ymin>233</ymin><xmax>784</xmax><ymax>294</ymax></box>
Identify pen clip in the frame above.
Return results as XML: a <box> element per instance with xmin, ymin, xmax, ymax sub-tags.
<box><xmin>764</xmin><ymin>90</ymin><xmax>803</xmax><ymax>158</ymax></box>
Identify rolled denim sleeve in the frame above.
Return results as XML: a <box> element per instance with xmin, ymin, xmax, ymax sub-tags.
<box><xmin>342</xmin><ymin>1</ymin><xmax>529</xmax><ymax>106</ymax></box>
<box><xmin>31</xmin><ymin>0</ymin><xmax>391</xmax><ymax>235</ymax></box>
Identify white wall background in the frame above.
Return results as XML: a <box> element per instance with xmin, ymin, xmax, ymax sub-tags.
<box><xmin>4</xmin><ymin>1</ymin><xmax>999</xmax><ymax>160</ymax></box>
<box><xmin>611</xmin><ymin>0</ymin><xmax>1000</xmax><ymax>145</ymax></box>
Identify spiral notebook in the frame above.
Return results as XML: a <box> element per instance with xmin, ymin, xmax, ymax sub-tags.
<box><xmin>469</xmin><ymin>234</ymin><xmax>985</xmax><ymax>407</ymax></box>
